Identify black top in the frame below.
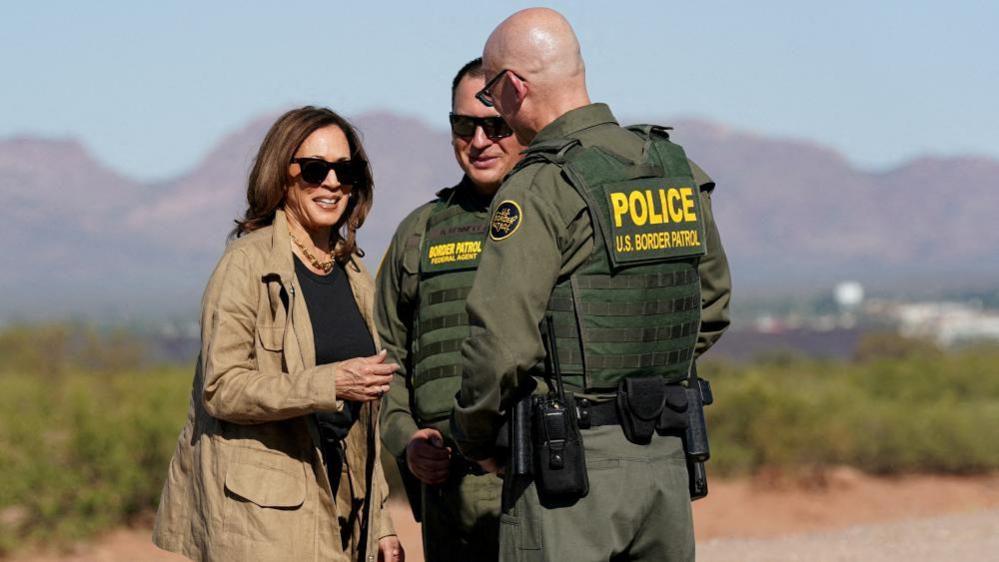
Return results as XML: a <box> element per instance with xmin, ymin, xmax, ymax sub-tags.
<box><xmin>294</xmin><ymin>256</ymin><xmax>374</xmax><ymax>491</ymax></box>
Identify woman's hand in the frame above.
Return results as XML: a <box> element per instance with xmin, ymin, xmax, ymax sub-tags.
<box><xmin>334</xmin><ymin>350</ymin><xmax>397</xmax><ymax>402</ymax></box>
<box><xmin>378</xmin><ymin>535</ymin><xmax>404</xmax><ymax>562</ymax></box>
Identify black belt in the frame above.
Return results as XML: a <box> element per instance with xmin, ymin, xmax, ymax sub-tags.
<box><xmin>575</xmin><ymin>398</ymin><xmax>619</xmax><ymax>429</ymax></box>
<box><xmin>450</xmin><ymin>452</ymin><xmax>487</xmax><ymax>477</ymax></box>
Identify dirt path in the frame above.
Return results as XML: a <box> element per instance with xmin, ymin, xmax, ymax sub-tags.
<box><xmin>8</xmin><ymin>472</ymin><xmax>999</xmax><ymax>562</ymax></box>
<box><xmin>698</xmin><ymin>509</ymin><xmax>999</xmax><ymax>562</ymax></box>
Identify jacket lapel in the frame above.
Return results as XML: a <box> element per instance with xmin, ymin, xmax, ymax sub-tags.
<box><xmin>265</xmin><ymin>210</ymin><xmax>315</xmax><ymax>372</ymax></box>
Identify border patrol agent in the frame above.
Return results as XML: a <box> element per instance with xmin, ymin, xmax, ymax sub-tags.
<box><xmin>377</xmin><ymin>58</ymin><xmax>526</xmax><ymax>562</ymax></box>
<box><xmin>452</xmin><ymin>9</ymin><xmax>731</xmax><ymax>562</ymax></box>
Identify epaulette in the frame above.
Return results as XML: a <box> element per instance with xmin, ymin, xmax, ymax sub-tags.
<box><xmin>625</xmin><ymin>124</ymin><xmax>673</xmax><ymax>140</ymax></box>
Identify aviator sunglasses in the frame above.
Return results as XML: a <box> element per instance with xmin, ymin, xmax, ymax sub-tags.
<box><xmin>290</xmin><ymin>157</ymin><xmax>367</xmax><ymax>186</ymax></box>
<box><xmin>449</xmin><ymin>113</ymin><xmax>514</xmax><ymax>140</ymax></box>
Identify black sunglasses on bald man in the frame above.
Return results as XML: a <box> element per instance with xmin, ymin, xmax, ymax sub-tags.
<box><xmin>475</xmin><ymin>68</ymin><xmax>525</xmax><ymax>108</ymax></box>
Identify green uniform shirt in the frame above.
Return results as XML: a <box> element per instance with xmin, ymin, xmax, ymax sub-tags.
<box><xmin>376</xmin><ymin>177</ymin><xmax>493</xmax><ymax>459</ymax></box>
<box><xmin>453</xmin><ymin>103</ymin><xmax>732</xmax><ymax>460</ymax></box>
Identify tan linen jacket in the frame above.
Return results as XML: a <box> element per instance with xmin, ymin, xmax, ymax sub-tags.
<box><xmin>153</xmin><ymin>210</ymin><xmax>394</xmax><ymax>562</ymax></box>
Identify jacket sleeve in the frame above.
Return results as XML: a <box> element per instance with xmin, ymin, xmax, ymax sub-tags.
<box><xmin>375</xmin><ymin>466</ymin><xmax>396</xmax><ymax>540</ymax></box>
<box><xmin>371</xmin><ymin>415</ymin><xmax>397</xmax><ymax>541</ymax></box>
<box><xmin>689</xmin><ymin>161</ymin><xmax>732</xmax><ymax>357</ymax></box>
<box><xmin>376</xmin><ymin>213</ymin><xmax>424</xmax><ymax>459</ymax></box>
<box><xmin>200</xmin><ymin>248</ymin><xmax>342</xmax><ymax>424</ymax></box>
<box><xmin>453</xmin><ymin>168</ymin><xmax>570</xmax><ymax>460</ymax></box>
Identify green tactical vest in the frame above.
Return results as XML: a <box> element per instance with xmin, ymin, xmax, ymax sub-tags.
<box><xmin>516</xmin><ymin>125</ymin><xmax>707</xmax><ymax>390</ymax></box>
<box><xmin>411</xmin><ymin>188</ymin><xmax>490</xmax><ymax>422</ymax></box>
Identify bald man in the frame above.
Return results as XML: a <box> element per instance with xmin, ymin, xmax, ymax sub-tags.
<box><xmin>452</xmin><ymin>8</ymin><xmax>731</xmax><ymax>562</ymax></box>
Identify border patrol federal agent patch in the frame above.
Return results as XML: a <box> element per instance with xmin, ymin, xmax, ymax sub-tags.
<box><xmin>490</xmin><ymin>200</ymin><xmax>522</xmax><ymax>241</ymax></box>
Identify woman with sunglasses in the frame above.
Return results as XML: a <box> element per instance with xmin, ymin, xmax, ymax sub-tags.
<box><xmin>154</xmin><ymin>106</ymin><xmax>404</xmax><ymax>562</ymax></box>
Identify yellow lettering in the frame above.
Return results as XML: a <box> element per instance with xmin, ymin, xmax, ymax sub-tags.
<box><xmin>629</xmin><ymin>190</ymin><xmax>647</xmax><ymax>226</ymax></box>
<box><xmin>658</xmin><ymin>189</ymin><xmax>672</xmax><ymax>223</ymax></box>
<box><xmin>680</xmin><ymin>187</ymin><xmax>697</xmax><ymax>222</ymax></box>
<box><xmin>667</xmin><ymin>189</ymin><xmax>684</xmax><ymax>222</ymax></box>
<box><xmin>645</xmin><ymin>190</ymin><xmax>663</xmax><ymax>225</ymax></box>
<box><xmin>610</xmin><ymin>192</ymin><xmax>629</xmax><ymax>228</ymax></box>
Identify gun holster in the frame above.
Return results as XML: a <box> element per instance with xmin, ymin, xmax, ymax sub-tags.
<box><xmin>616</xmin><ymin>376</ymin><xmax>689</xmax><ymax>445</ymax></box>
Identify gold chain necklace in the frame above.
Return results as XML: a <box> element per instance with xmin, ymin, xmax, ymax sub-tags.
<box><xmin>290</xmin><ymin>232</ymin><xmax>335</xmax><ymax>274</ymax></box>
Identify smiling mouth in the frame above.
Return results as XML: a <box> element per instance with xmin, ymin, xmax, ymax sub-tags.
<box><xmin>314</xmin><ymin>196</ymin><xmax>344</xmax><ymax>209</ymax></box>
<box><xmin>471</xmin><ymin>155</ymin><xmax>498</xmax><ymax>167</ymax></box>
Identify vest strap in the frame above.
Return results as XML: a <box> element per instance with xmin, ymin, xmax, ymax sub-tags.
<box><xmin>560</xmin><ymin>347</ymin><xmax>694</xmax><ymax>373</ymax></box>
<box><xmin>415</xmin><ymin>339</ymin><xmax>464</xmax><ymax>363</ymax></box>
<box><xmin>548</xmin><ymin>295</ymin><xmax>700</xmax><ymax>317</ymax></box>
<box><xmin>413</xmin><ymin>364</ymin><xmax>462</xmax><ymax>387</ymax></box>
<box><xmin>555</xmin><ymin>320</ymin><xmax>698</xmax><ymax>343</ymax></box>
<box><xmin>574</xmin><ymin>270</ymin><xmax>699</xmax><ymax>290</ymax></box>
<box><xmin>418</xmin><ymin>312</ymin><xmax>469</xmax><ymax>335</ymax></box>
<box><xmin>426</xmin><ymin>286</ymin><xmax>472</xmax><ymax>305</ymax></box>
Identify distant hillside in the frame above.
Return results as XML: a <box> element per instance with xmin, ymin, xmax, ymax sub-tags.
<box><xmin>2</xmin><ymin>111</ymin><xmax>997</xmax><ymax>321</ymax></box>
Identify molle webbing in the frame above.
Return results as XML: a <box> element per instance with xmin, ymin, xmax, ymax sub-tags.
<box><xmin>548</xmin><ymin>295</ymin><xmax>700</xmax><ymax>317</ymax></box>
<box><xmin>413</xmin><ymin>364</ymin><xmax>462</xmax><ymax>387</ymax></box>
<box><xmin>417</xmin><ymin>312</ymin><xmax>469</xmax><ymax>335</ymax></box>
<box><xmin>414</xmin><ymin>339</ymin><xmax>464</xmax><ymax>363</ymax></box>
<box><xmin>426</xmin><ymin>287</ymin><xmax>471</xmax><ymax>305</ymax></box>
<box><xmin>412</xmin><ymin>194</ymin><xmax>490</xmax><ymax>421</ymax></box>
<box><xmin>539</xmin><ymin>128</ymin><xmax>704</xmax><ymax>390</ymax></box>
<box><xmin>574</xmin><ymin>269</ymin><xmax>698</xmax><ymax>290</ymax></box>
<box><xmin>553</xmin><ymin>320</ymin><xmax>699</xmax><ymax>343</ymax></box>
<box><xmin>559</xmin><ymin>347</ymin><xmax>694</xmax><ymax>371</ymax></box>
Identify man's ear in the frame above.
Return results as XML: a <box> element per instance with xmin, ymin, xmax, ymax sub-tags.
<box><xmin>508</xmin><ymin>72</ymin><xmax>529</xmax><ymax>103</ymax></box>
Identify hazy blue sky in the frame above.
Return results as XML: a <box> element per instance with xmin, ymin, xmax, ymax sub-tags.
<box><xmin>2</xmin><ymin>0</ymin><xmax>996</xmax><ymax>181</ymax></box>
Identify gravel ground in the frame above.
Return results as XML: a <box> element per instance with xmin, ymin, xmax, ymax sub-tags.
<box><xmin>698</xmin><ymin>508</ymin><xmax>999</xmax><ymax>562</ymax></box>
<box><xmin>9</xmin><ymin>474</ymin><xmax>999</xmax><ymax>562</ymax></box>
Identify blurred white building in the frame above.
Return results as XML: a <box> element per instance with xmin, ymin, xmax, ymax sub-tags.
<box><xmin>893</xmin><ymin>302</ymin><xmax>999</xmax><ymax>346</ymax></box>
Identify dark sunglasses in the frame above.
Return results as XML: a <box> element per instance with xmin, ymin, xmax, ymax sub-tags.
<box><xmin>448</xmin><ymin>113</ymin><xmax>514</xmax><ymax>140</ymax></box>
<box><xmin>475</xmin><ymin>69</ymin><xmax>525</xmax><ymax>108</ymax></box>
<box><xmin>290</xmin><ymin>157</ymin><xmax>366</xmax><ymax>186</ymax></box>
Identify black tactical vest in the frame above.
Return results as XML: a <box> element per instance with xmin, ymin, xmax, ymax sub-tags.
<box><xmin>514</xmin><ymin>126</ymin><xmax>707</xmax><ymax>390</ymax></box>
<box><xmin>411</xmin><ymin>189</ymin><xmax>490</xmax><ymax>422</ymax></box>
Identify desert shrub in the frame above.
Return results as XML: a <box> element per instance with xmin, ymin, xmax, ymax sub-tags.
<box><xmin>0</xmin><ymin>323</ymin><xmax>997</xmax><ymax>551</ymax></box>
<box><xmin>703</xmin><ymin>343</ymin><xmax>999</xmax><ymax>476</ymax></box>
<box><xmin>0</xmin><ymin>368</ymin><xmax>190</xmax><ymax>554</ymax></box>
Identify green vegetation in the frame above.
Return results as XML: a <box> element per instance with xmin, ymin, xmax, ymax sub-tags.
<box><xmin>0</xmin><ymin>325</ymin><xmax>190</xmax><ymax>554</ymax></box>
<box><xmin>0</xmin><ymin>325</ymin><xmax>998</xmax><ymax>552</ymax></box>
<box><xmin>704</xmin><ymin>334</ymin><xmax>999</xmax><ymax>475</ymax></box>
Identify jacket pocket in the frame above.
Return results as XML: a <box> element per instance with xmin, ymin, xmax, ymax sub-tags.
<box><xmin>257</xmin><ymin>324</ymin><xmax>285</xmax><ymax>352</ymax></box>
<box><xmin>223</xmin><ymin>449</ymin><xmax>308</xmax><ymax>541</ymax></box>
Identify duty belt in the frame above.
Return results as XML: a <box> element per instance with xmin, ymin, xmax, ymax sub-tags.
<box><xmin>450</xmin><ymin>452</ymin><xmax>487</xmax><ymax>477</ymax></box>
<box><xmin>574</xmin><ymin>398</ymin><xmax>619</xmax><ymax>429</ymax></box>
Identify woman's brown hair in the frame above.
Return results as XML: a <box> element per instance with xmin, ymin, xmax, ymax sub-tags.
<box><xmin>233</xmin><ymin>106</ymin><xmax>373</xmax><ymax>262</ymax></box>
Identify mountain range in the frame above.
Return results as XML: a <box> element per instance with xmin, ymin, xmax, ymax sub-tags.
<box><xmin>2</xmin><ymin>111</ymin><xmax>997</xmax><ymax>322</ymax></box>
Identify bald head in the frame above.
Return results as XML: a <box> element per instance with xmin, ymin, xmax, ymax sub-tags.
<box><xmin>483</xmin><ymin>8</ymin><xmax>590</xmax><ymax>138</ymax></box>
<box><xmin>485</xmin><ymin>8</ymin><xmax>585</xmax><ymax>85</ymax></box>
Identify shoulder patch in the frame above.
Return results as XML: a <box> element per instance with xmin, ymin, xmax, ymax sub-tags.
<box><xmin>489</xmin><ymin>200</ymin><xmax>523</xmax><ymax>241</ymax></box>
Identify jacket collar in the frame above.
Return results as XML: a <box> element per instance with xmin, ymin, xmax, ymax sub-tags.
<box><xmin>532</xmin><ymin>102</ymin><xmax>618</xmax><ymax>144</ymax></box>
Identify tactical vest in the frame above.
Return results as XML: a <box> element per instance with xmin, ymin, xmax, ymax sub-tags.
<box><xmin>516</xmin><ymin>126</ymin><xmax>707</xmax><ymax>390</ymax></box>
<box><xmin>411</xmin><ymin>189</ymin><xmax>490</xmax><ymax>422</ymax></box>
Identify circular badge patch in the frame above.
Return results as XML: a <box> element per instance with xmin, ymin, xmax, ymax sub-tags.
<box><xmin>489</xmin><ymin>200</ymin><xmax>523</xmax><ymax>241</ymax></box>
